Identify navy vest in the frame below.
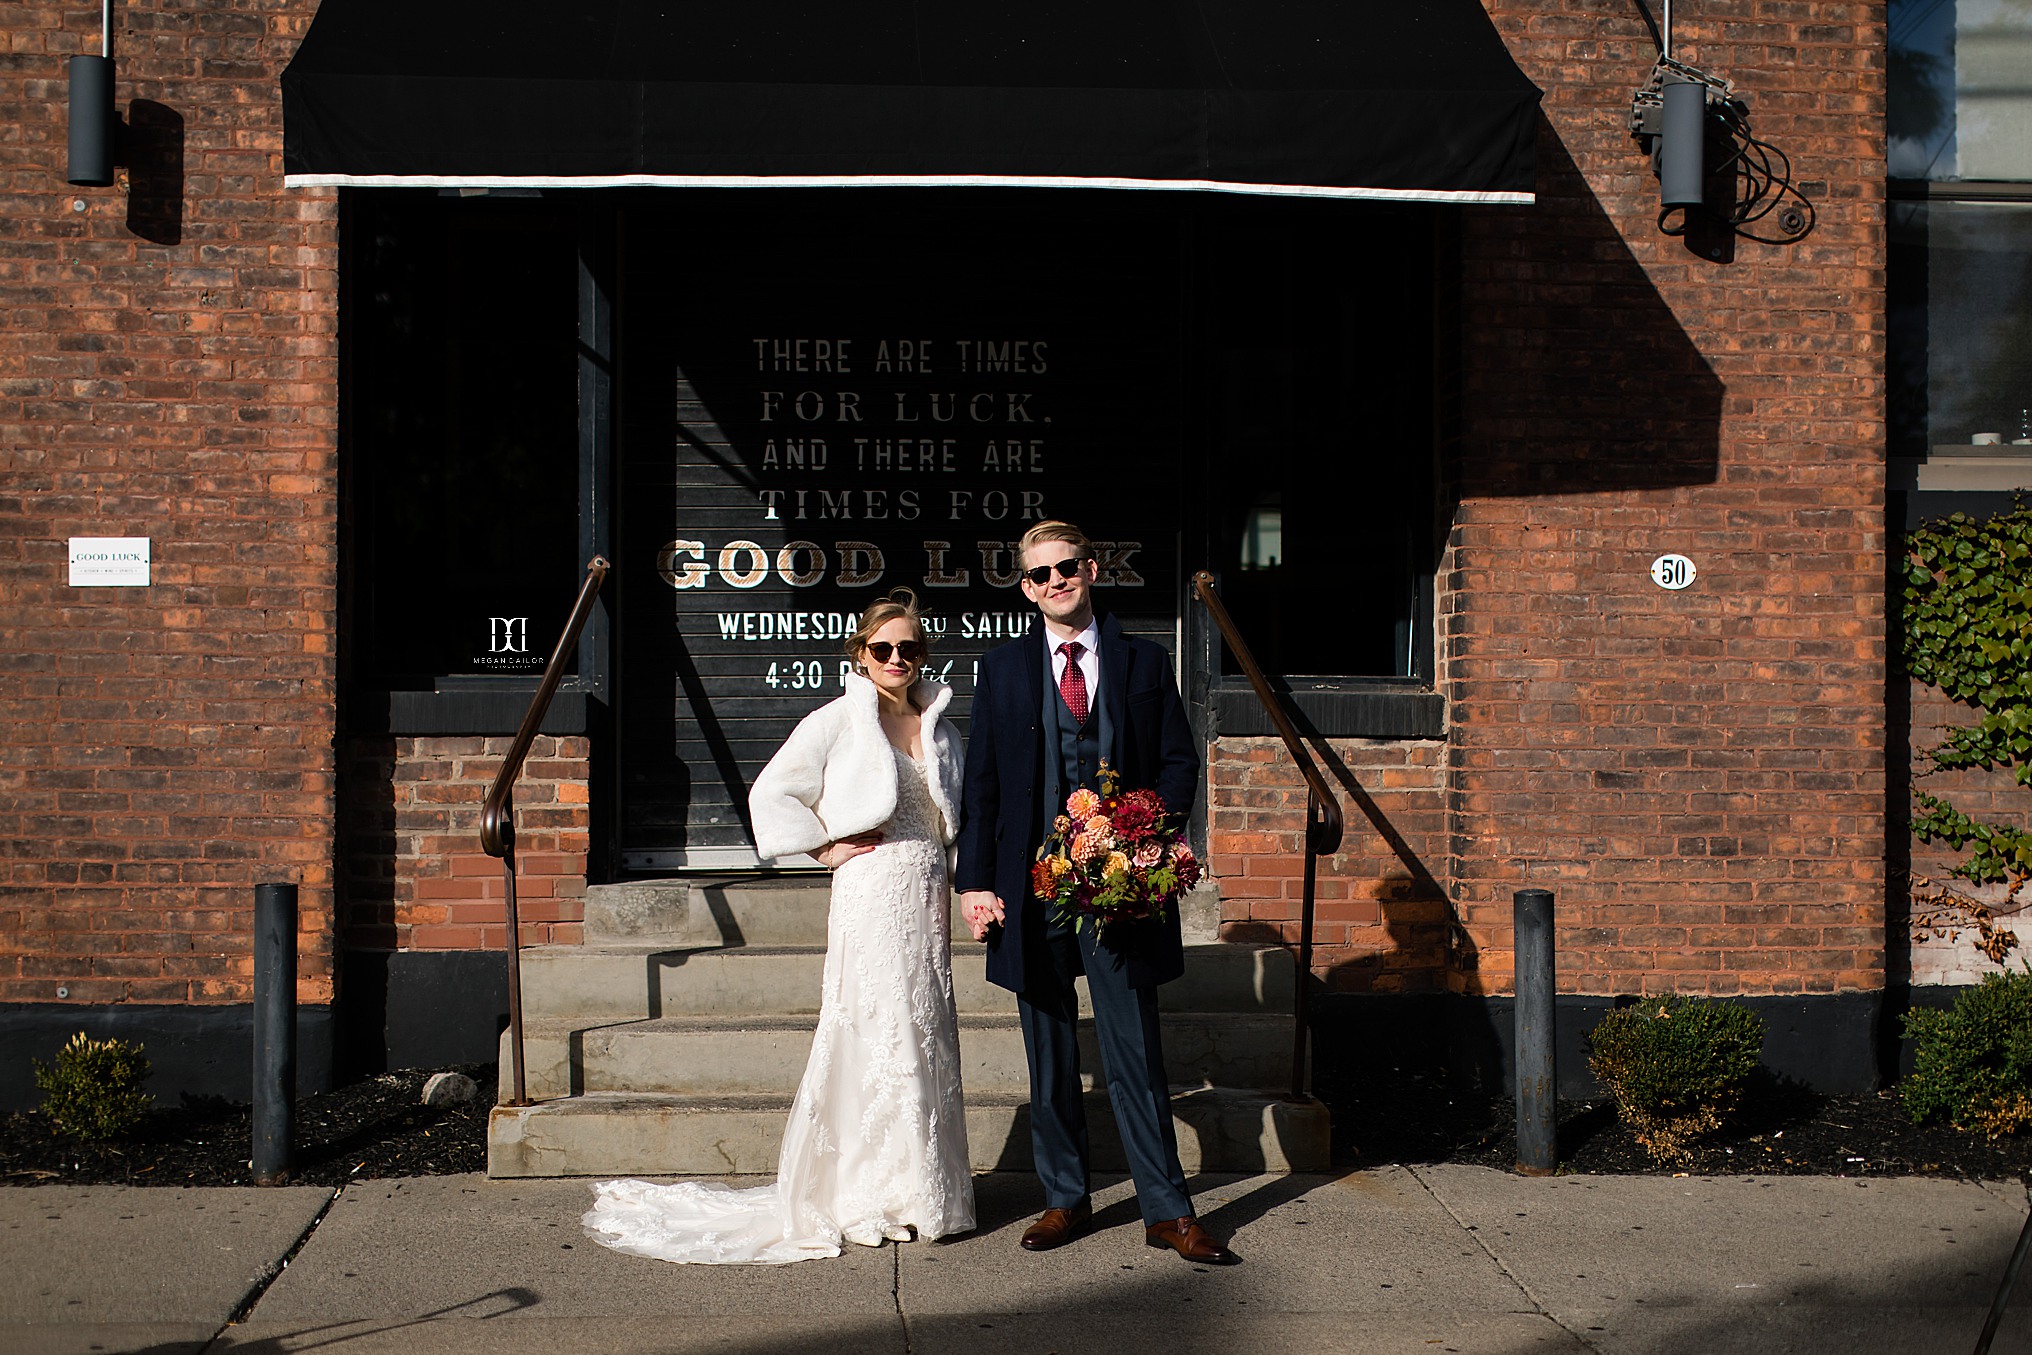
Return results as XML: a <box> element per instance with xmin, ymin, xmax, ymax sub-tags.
<box><xmin>1054</xmin><ymin>686</ymin><xmax>1104</xmax><ymax>795</ymax></box>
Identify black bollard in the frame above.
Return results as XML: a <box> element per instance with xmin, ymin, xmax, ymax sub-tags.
<box><xmin>1514</xmin><ymin>888</ymin><xmax>1556</xmax><ymax>1175</ymax></box>
<box><xmin>252</xmin><ymin>882</ymin><xmax>297</xmax><ymax>1185</ymax></box>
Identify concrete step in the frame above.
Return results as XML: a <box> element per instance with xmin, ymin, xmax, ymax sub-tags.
<box><xmin>487</xmin><ymin>1086</ymin><xmax>1330</xmax><ymax>1177</ymax></box>
<box><xmin>501</xmin><ymin>1010</ymin><xmax>1300</xmax><ymax>1102</ymax></box>
<box><xmin>583</xmin><ymin>876</ymin><xmax>1223</xmax><ymax>949</ymax></box>
<box><xmin>516</xmin><ymin>939</ymin><xmax>1294</xmax><ymax>1022</ymax></box>
<box><xmin>582</xmin><ymin>877</ymin><xmax>828</xmax><ymax>948</ymax></box>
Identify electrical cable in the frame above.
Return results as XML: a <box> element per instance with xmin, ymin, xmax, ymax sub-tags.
<box><xmin>1712</xmin><ymin>101</ymin><xmax>1816</xmax><ymax>242</ymax></box>
<box><xmin>1628</xmin><ymin>0</ymin><xmax>1665</xmax><ymax>55</ymax></box>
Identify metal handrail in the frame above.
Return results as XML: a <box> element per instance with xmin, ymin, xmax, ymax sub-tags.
<box><xmin>1192</xmin><ymin>571</ymin><xmax>1344</xmax><ymax>1101</ymax></box>
<box><xmin>482</xmin><ymin>554</ymin><xmax>610</xmax><ymax>1107</ymax></box>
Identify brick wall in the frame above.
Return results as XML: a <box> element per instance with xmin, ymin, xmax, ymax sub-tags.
<box><xmin>0</xmin><ymin>0</ymin><xmax>1896</xmax><ymax>1011</ymax></box>
<box><xmin>1209</xmin><ymin>739</ymin><xmax>1454</xmax><ymax>993</ymax></box>
<box><xmin>1212</xmin><ymin>4</ymin><xmax>1888</xmax><ymax>999</ymax></box>
<box><xmin>337</xmin><ymin>735</ymin><xmax>588</xmax><ymax>953</ymax></box>
<box><xmin>0</xmin><ymin>2</ymin><xmax>338</xmax><ymax>1005</ymax></box>
<box><xmin>1448</xmin><ymin>2</ymin><xmax>1887</xmax><ymax>997</ymax></box>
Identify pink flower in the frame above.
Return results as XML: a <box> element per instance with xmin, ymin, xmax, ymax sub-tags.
<box><xmin>1133</xmin><ymin>840</ymin><xmax>1164</xmax><ymax>869</ymax></box>
<box><xmin>1071</xmin><ymin>826</ymin><xmax>1110</xmax><ymax>865</ymax></box>
<box><xmin>1066</xmin><ymin>788</ymin><xmax>1102</xmax><ymax>822</ymax></box>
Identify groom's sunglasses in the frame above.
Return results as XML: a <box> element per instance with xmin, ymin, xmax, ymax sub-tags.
<box><xmin>1021</xmin><ymin>557</ymin><xmax>1089</xmax><ymax>586</ymax></box>
<box><xmin>865</xmin><ymin>640</ymin><xmax>925</xmax><ymax>664</ymax></box>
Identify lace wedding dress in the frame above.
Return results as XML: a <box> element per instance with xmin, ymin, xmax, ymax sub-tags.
<box><xmin>583</xmin><ymin>746</ymin><xmax>974</xmax><ymax>1264</ymax></box>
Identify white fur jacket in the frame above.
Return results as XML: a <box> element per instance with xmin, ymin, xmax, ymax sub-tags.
<box><xmin>748</xmin><ymin>672</ymin><xmax>964</xmax><ymax>862</ymax></box>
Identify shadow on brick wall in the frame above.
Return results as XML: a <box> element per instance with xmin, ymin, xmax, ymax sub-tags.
<box><xmin>1451</xmin><ymin>120</ymin><xmax>1723</xmax><ymax>497</ymax></box>
<box><xmin>335</xmin><ymin>734</ymin><xmax>399</xmax><ymax>1075</ymax></box>
<box><xmin>337</xmin><ymin>735</ymin><xmax>399</xmax><ymax>952</ymax></box>
<box><xmin>1884</xmin><ymin>545</ymin><xmax>1914</xmax><ymax>1084</ymax></box>
<box><xmin>1316</xmin><ymin>732</ymin><xmax>1474</xmax><ymax>990</ymax></box>
<box><xmin>122</xmin><ymin>99</ymin><xmax>183</xmax><ymax>247</ymax></box>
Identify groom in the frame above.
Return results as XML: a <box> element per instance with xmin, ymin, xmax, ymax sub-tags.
<box><xmin>956</xmin><ymin>520</ymin><xmax>1233</xmax><ymax>1264</ymax></box>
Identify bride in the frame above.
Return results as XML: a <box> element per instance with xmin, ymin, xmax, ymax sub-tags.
<box><xmin>584</xmin><ymin>589</ymin><xmax>974</xmax><ymax>1263</ymax></box>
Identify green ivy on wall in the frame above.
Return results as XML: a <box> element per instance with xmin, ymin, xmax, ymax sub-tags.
<box><xmin>1903</xmin><ymin>507</ymin><xmax>2032</xmax><ymax>963</ymax></box>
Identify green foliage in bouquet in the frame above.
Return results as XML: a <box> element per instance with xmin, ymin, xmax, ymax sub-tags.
<box><xmin>33</xmin><ymin>1031</ymin><xmax>154</xmax><ymax>1141</ymax></box>
<box><xmin>1586</xmin><ymin>996</ymin><xmax>1764</xmax><ymax>1164</ymax></box>
<box><xmin>1903</xmin><ymin>968</ymin><xmax>2032</xmax><ymax>1139</ymax></box>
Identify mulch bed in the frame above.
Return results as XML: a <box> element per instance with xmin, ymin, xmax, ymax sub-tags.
<box><xmin>0</xmin><ymin>1065</ymin><xmax>493</xmax><ymax>1188</ymax></box>
<box><xmin>4</xmin><ymin>1059</ymin><xmax>2031</xmax><ymax>1187</ymax></box>
<box><xmin>1324</xmin><ymin>1063</ymin><xmax>2032</xmax><ymax>1182</ymax></box>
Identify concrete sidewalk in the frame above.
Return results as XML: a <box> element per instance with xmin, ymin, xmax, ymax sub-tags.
<box><xmin>3</xmin><ymin>1166</ymin><xmax>2029</xmax><ymax>1355</ymax></box>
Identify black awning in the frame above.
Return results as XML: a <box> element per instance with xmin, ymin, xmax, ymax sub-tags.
<box><xmin>281</xmin><ymin>2</ymin><xmax>1541</xmax><ymax>203</ymax></box>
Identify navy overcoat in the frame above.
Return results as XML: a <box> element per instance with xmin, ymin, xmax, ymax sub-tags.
<box><xmin>954</xmin><ymin>611</ymin><xmax>1199</xmax><ymax>993</ymax></box>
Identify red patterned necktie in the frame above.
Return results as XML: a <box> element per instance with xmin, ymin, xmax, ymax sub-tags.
<box><xmin>1058</xmin><ymin>641</ymin><xmax>1089</xmax><ymax>726</ymax></box>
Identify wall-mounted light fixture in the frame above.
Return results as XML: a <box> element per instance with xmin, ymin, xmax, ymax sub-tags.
<box><xmin>1657</xmin><ymin>78</ymin><xmax>1706</xmax><ymax>208</ymax></box>
<box><xmin>1626</xmin><ymin>4</ymin><xmax>1814</xmax><ymax>250</ymax></box>
<box><xmin>67</xmin><ymin>0</ymin><xmax>114</xmax><ymax>186</ymax></box>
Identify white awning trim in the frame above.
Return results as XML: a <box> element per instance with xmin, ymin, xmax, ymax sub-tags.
<box><xmin>283</xmin><ymin>171</ymin><xmax>1535</xmax><ymax>204</ymax></box>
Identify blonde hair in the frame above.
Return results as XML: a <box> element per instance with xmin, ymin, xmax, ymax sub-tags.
<box><xmin>844</xmin><ymin>587</ymin><xmax>931</xmax><ymax>661</ymax></box>
<box><xmin>1017</xmin><ymin>519</ymin><xmax>1092</xmax><ymax>567</ymax></box>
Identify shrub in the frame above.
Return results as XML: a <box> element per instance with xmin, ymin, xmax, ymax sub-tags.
<box><xmin>32</xmin><ymin>1032</ymin><xmax>154</xmax><ymax>1141</ymax></box>
<box><xmin>1903</xmin><ymin>968</ymin><xmax>2032</xmax><ymax>1138</ymax></box>
<box><xmin>1586</xmin><ymin>996</ymin><xmax>1765</xmax><ymax>1164</ymax></box>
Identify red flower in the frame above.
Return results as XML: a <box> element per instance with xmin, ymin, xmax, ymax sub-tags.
<box><xmin>1112</xmin><ymin>789</ymin><xmax>1164</xmax><ymax>837</ymax></box>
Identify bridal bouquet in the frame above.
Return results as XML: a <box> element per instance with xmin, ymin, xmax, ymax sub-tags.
<box><xmin>1030</xmin><ymin>762</ymin><xmax>1200</xmax><ymax>932</ymax></box>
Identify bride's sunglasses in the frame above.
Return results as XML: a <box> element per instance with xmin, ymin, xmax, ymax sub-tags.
<box><xmin>1021</xmin><ymin>557</ymin><xmax>1089</xmax><ymax>586</ymax></box>
<box><xmin>865</xmin><ymin>640</ymin><xmax>925</xmax><ymax>664</ymax></box>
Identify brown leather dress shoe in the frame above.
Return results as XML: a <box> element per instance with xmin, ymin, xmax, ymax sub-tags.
<box><xmin>1145</xmin><ymin>1215</ymin><xmax>1236</xmax><ymax>1264</ymax></box>
<box><xmin>1020</xmin><ymin>1199</ymin><xmax>1092</xmax><ymax>1251</ymax></box>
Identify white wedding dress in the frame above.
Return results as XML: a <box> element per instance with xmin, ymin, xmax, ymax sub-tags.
<box><xmin>583</xmin><ymin>746</ymin><xmax>974</xmax><ymax>1264</ymax></box>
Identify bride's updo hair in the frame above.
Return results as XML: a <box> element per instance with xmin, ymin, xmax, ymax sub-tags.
<box><xmin>844</xmin><ymin>587</ymin><xmax>932</xmax><ymax>662</ymax></box>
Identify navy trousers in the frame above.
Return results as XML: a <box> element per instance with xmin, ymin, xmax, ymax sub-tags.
<box><xmin>1017</xmin><ymin>924</ymin><xmax>1192</xmax><ymax>1225</ymax></box>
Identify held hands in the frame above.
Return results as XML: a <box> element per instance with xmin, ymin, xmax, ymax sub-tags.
<box><xmin>814</xmin><ymin>831</ymin><xmax>884</xmax><ymax>869</ymax></box>
<box><xmin>959</xmin><ymin>889</ymin><xmax>1005</xmax><ymax>942</ymax></box>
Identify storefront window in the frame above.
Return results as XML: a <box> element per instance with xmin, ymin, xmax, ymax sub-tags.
<box><xmin>1197</xmin><ymin>199</ymin><xmax>1437</xmax><ymax>679</ymax></box>
<box><xmin>344</xmin><ymin>187</ymin><xmax>1443</xmax><ymax>863</ymax></box>
<box><xmin>346</xmin><ymin>193</ymin><xmax>582</xmax><ymax>686</ymax></box>
<box><xmin>1890</xmin><ymin>201</ymin><xmax>2032</xmax><ymax>455</ymax></box>
<box><xmin>1890</xmin><ymin>0</ymin><xmax>2032</xmax><ymax>460</ymax></box>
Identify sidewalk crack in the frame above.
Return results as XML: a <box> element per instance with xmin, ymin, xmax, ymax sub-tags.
<box><xmin>1407</xmin><ymin>1165</ymin><xmax>1604</xmax><ymax>1354</ymax></box>
<box><xmin>200</xmin><ymin>1185</ymin><xmax>343</xmax><ymax>1350</ymax></box>
<box><xmin>894</xmin><ymin>1239</ymin><xmax>914</xmax><ymax>1355</ymax></box>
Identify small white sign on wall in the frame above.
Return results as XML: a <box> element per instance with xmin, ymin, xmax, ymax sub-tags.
<box><xmin>1649</xmin><ymin>553</ymin><xmax>1696</xmax><ymax>590</ymax></box>
<box><xmin>68</xmin><ymin>537</ymin><xmax>150</xmax><ymax>587</ymax></box>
